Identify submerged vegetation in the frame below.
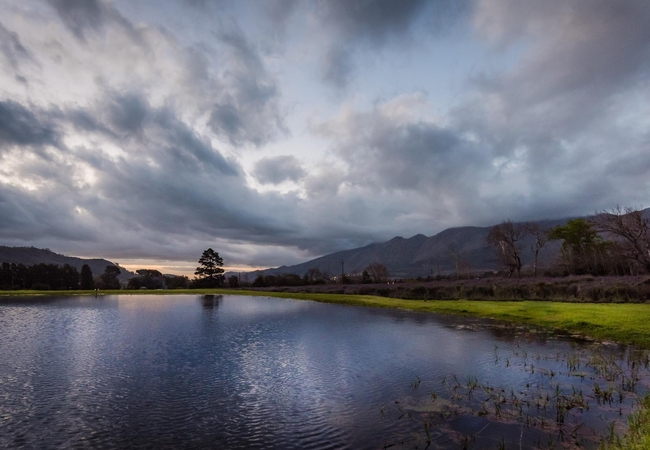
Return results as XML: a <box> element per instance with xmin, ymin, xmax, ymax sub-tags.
<box><xmin>381</xmin><ymin>343</ymin><xmax>650</xmax><ymax>449</ymax></box>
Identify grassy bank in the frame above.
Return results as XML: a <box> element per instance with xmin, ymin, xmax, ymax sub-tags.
<box><xmin>226</xmin><ymin>290</ymin><xmax>650</xmax><ymax>348</ymax></box>
<box><xmin>4</xmin><ymin>288</ymin><xmax>650</xmax><ymax>349</ymax></box>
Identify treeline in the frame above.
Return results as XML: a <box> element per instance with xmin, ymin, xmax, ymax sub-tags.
<box><xmin>0</xmin><ymin>262</ymin><xmax>82</xmax><ymax>290</ymax></box>
<box><xmin>0</xmin><ymin>262</ymin><xmax>195</xmax><ymax>291</ymax></box>
<box><xmin>248</xmin><ymin>263</ymin><xmax>391</xmax><ymax>288</ymax></box>
<box><xmin>0</xmin><ymin>263</ymin><xmax>124</xmax><ymax>290</ymax></box>
<box><xmin>487</xmin><ymin>206</ymin><xmax>650</xmax><ymax>277</ymax></box>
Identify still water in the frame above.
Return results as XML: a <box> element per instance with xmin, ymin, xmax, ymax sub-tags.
<box><xmin>0</xmin><ymin>295</ymin><xmax>648</xmax><ymax>449</ymax></box>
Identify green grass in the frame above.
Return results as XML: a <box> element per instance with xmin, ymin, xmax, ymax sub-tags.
<box><xmin>604</xmin><ymin>395</ymin><xmax>650</xmax><ymax>449</ymax></box>
<box><xmin>225</xmin><ymin>290</ymin><xmax>650</xmax><ymax>349</ymax></box>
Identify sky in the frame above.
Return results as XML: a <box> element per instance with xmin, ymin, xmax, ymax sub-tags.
<box><xmin>1</xmin><ymin>0</ymin><xmax>649</xmax><ymax>276</ymax></box>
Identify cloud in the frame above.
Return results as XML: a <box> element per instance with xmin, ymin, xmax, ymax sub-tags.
<box><xmin>47</xmin><ymin>0</ymin><xmax>146</xmax><ymax>47</ymax></box>
<box><xmin>207</xmin><ymin>25</ymin><xmax>287</xmax><ymax>147</ymax></box>
<box><xmin>47</xmin><ymin>0</ymin><xmax>105</xmax><ymax>41</ymax></box>
<box><xmin>314</xmin><ymin>0</ymin><xmax>470</xmax><ymax>88</ymax></box>
<box><xmin>254</xmin><ymin>155</ymin><xmax>306</xmax><ymax>184</ymax></box>
<box><xmin>0</xmin><ymin>100</ymin><xmax>59</xmax><ymax>148</ymax></box>
<box><xmin>1</xmin><ymin>0</ymin><xmax>649</xmax><ymax>273</ymax></box>
<box><xmin>0</xmin><ymin>22</ymin><xmax>34</xmax><ymax>75</ymax></box>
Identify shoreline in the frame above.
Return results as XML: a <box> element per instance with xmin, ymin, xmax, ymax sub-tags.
<box><xmin>3</xmin><ymin>288</ymin><xmax>650</xmax><ymax>349</ymax></box>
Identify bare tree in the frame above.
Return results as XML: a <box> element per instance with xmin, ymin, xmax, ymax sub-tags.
<box><xmin>447</xmin><ymin>243</ymin><xmax>471</xmax><ymax>279</ymax></box>
<box><xmin>487</xmin><ymin>220</ymin><xmax>525</xmax><ymax>277</ymax></box>
<box><xmin>524</xmin><ymin>223</ymin><xmax>549</xmax><ymax>277</ymax></box>
<box><xmin>366</xmin><ymin>263</ymin><xmax>390</xmax><ymax>283</ymax></box>
<box><xmin>593</xmin><ymin>206</ymin><xmax>650</xmax><ymax>273</ymax></box>
<box><xmin>447</xmin><ymin>243</ymin><xmax>461</xmax><ymax>278</ymax></box>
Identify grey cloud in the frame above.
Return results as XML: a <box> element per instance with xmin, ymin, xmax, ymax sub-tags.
<box><xmin>0</xmin><ymin>93</ymin><xmax>305</xmax><ymax>265</ymax></box>
<box><xmin>322</xmin><ymin>46</ymin><xmax>354</xmax><ymax>89</ymax></box>
<box><xmin>316</xmin><ymin>0</ymin><xmax>429</xmax><ymax>46</ymax></box>
<box><xmin>47</xmin><ymin>0</ymin><xmax>148</xmax><ymax>48</ymax></box>
<box><xmin>263</xmin><ymin>0</ymin><xmax>299</xmax><ymax>25</ymax></box>
<box><xmin>106</xmin><ymin>94</ymin><xmax>149</xmax><ymax>135</ymax></box>
<box><xmin>151</xmin><ymin>107</ymin><xmax>239</xmax><ymax>176</ymax></box>
<box><xmin>207</xmin><ymin>26</ymin><xmax>286</xmax><ymax>146</ymax></box>
<box><xmin>468</xmin><ymin>0</ymin><xmax>650</xmax><ymax>144</ymax></box>
<box><xmin>0</xmin><ymin>22</ymin><xmax>33</xmax><ymax>73</ymax></box>
<box><xmin>0</xmin><ymin>101</ymin><xmax>59</xmax><ymax>148</ymax></box>
<box><xmin>315</xmin><ymin>0</ymin><xmax>470</xmax><ymax>87</ymax></box>
<box><xmin>254</xmin><ymin>155</ymin><xmax>306</xmax><ymax>184</ymax></box>
<box><xmin>47</xmin><ymin>0</ymin><xmax>105</xmax><ymax>41</ymax></box>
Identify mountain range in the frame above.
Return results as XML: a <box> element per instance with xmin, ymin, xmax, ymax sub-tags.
<box><xmin>253</xmin><ymin>208</ymin><xmax>650</xmax><ymax>279</ymax></box>
<box><xmin>251</xmin><ymin>219</ymin><xmax>573</xmax><ymax>279</ymax></box>
<box><xmin>3</xmin><ymin>209</ymin><xmax>648</xmax><ymax>281</ymax></box>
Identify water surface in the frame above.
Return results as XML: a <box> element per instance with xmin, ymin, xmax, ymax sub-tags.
<box><xmin>0</xmin><ymin>295</ymin><xmax>647</xmax><ymax>449</ymax></box>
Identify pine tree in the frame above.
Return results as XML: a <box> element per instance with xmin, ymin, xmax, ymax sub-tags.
<box><xmin>80</xmin><ymin>264</ymin><xmax>94</xmax><ymax>290</ymax></box>
<box><xmin>194</xmin><ymin>248</ymin><xmax>225</xmax><ymax>287</ymax></box>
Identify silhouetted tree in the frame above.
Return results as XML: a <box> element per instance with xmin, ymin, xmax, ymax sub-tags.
<box><xmin>593</xmin><ymin>206</ymin><xmax>650</xmax><ymax>274</ymax></box>
<box><xmin>487</xmin><ymin>220</ymin><xmax>525</xmax><ymax>277</ymax></box>
<box><xmin>100</xmin><ymin>265</ymin><xmax>121</xmax><ymax>289</ymax></box>
<box><xmin>164</xmin><ymin>275</ymin><xmax>190</xmax><ymax>289</ymax></box>
<box><xmin>61</xmin><ymin>264</ymin><xmax>80</xmax><ymax>290</ymax></box>
<box><xmin>524</xmin><ymin>223</ymin><xmax>550</xmax><ymax>277</ymax></box>
<box><xmin>228</xmin><ymin>275</ymin><xmax>239</xmax><ymax>288</ymax></box>
<box><xmin>361</xmin><ymin>270</ymin><xmax>372</xmax><ymax>284</ymax></box>
<box><xmin>80</xmin><ymin>264</ymin><xmax>94</xmax><ymax>290</ymax></box>
<box><xmin>303</xmin><ymin>267</ymin><xmax>323</xmax><ymax>285</ymax></box>
<box><xmin>366</xmin><ymin>263</ymin><xmax>389</xmax><ymax>283</ymax></box>
<box><xmin>194</xmin><ymin>248</ymin><xmax>225</xmax><ymax>287</ymax></box>
<box><xmin>549</xmin><ymin>219</ymin><xmax>606</xmax><ymax>275</ymax></box>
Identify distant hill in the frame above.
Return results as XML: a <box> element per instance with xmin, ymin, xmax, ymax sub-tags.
<box><xmin>250</xmin><ymin>218</ymin><xmax>577</xmax><ymax>279</ymax></box>
<box><xmin>0</xmin><ymin>246</ymin><xmax>134</xmax><ymax>281</ymax></box>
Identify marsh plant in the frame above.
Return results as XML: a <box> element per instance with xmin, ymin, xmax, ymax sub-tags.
<box><xmin>380</xmin><ymin>343</ymin><xmax>650</xmax><ymax>449</ymax></box>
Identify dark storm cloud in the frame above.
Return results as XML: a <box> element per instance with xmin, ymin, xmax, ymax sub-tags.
<box><xmin>254</xmin><ymin>155</ymin><xmax>306</xmax><ymax>184</ymax></box>
<box><xmin>0</xmin><ymin>101</ymin><xmax>59</xmax><ymax>148</ymax></box>
<box><xmin>316</xmin><ymin>0</ymin><xmax>428</xmax><ymax>44</ymax></box>
<box><xmin>106</xmin><ymin>94</ymin><xmax>148</xmax><ymax>135</ymax></box>
<box><xmin>315</xmin><ymin>0</ymin><xmax>470</xmax><ymax>88</ymax></box>
<box><xmin>207</xmin><ymin>26</ymin><xmax>286</xmax><ymax>146</ymax></box>
<box><xmin>0</xmin><ymin>94</ymin><xmax>306</xmax><ymax>263</ymax></box>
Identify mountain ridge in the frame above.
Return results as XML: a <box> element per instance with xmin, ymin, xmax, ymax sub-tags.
<box><xmin>250</xmin><ymin>219</ymin><xmax>576</xmax><ymax>279</ymax></box>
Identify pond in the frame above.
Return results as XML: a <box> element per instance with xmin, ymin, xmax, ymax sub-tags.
<box><xmin>0</xmin><ymin>294</ymin><xmax>648</xmax><ymax>449</ymax></box>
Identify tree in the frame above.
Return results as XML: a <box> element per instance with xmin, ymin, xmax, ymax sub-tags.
<box><xmin>361</xmin><ymin>270</ymin><xmax>372</xmax><ymax>284</ymax></box>
<box><xmin>80</xmin><ymin>264</ymin><xmax>94</xmax><ymax>290</ymax></box>
<box><xmin>524</xmin><ymin>223</ymin><xmax>549</xmax><ymax>277</ymax></box>
<box><xmin>593</xmin><ymin>206</ymin><xmax>650</xmax><ymax>274</ymax></box>
<box><xmin>128</xmin><ymin>269</ymin><xmax>164</xmax><ymax>290</ymax></box>
<box><xmin>194</xmin><ymin>248</ymin><xmax>225</xmax><ymax>287</ymax></box>
<box><xmin>366</xmin><ymin>263</ymin><xmax>389</xmax><ymax>283</ymax></box>
<box><xmin>487</xmin><ymin>220</ymin><xmax>525</xmax><ymax>277</ymax></box>
<box><xmin>303</xmin><ymin>267</ymin><xmax>323</xmax><ymax>285</ymax></box>
<box><xmin>100</xmin><ymin>265</ymin><xmax>121</xmax><ymax>289</ymax></box>
<box><xmin>228</xmin><ymin>275</ymin><xmax>239</xmax><ymax>288</ymax></box>
<box><xmin>549</xmin><ymin>219</ymin><xmax>605</xmax><ymax>275</ymax></box>
<box><xmin>164</xmin><ymin>275</ymin><xmax>189</xmax><ymax>289</ymax></box>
